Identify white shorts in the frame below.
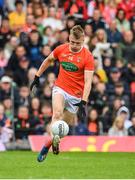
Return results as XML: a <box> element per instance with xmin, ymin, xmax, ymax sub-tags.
<box><xmin>52</xmin><ymin>86</ymin><xmax>81</xmax><ymax>114</ymax></box>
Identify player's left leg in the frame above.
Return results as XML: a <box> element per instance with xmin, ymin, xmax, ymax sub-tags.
<box><xmin>62</xmin><ymin>109</ymin><xmax>76</xmax><ymax>126</ymax></box>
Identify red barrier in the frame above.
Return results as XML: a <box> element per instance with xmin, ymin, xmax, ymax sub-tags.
<box><xmin>28</xmin><ymin>136</ymin><xmax>135</xmax><ymax>152</ymax></box>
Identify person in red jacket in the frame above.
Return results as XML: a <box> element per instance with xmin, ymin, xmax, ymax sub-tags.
<box><xmin>117</xmin><ymin>0</ymin><xmax>135</xmax><ymax>20</ymax></box>
<box><xmin>64</xmin><ymin>0</ymin><xmax>88</xmax><ymax>19</ymax></box>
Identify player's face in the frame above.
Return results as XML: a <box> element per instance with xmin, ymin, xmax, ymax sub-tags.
<box><xmin>69</xmin><ymin>34</ymin><xmax>84</xmax><ymax>52</ymax></box>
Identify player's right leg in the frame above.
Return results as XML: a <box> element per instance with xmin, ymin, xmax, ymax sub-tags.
<box><xmin>51</xmin><ymin>93</ymin><xmax>65</xmax><ymax>155</ymax></box>
<box><xmin>37</xmin><ymin>93</ymin><xmax>65</xmax><ymax>162</ymax></box>
<box><xmin>37</xmin><ymin>135</ymin><xmax>52</xmax><ymax>162</ymax></box>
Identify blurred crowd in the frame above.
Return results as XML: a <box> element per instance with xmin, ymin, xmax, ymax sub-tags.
<box><xmin>0</xmin><ymin>0</ymin><xmax>135</xmax><ymax>146</ymax></box>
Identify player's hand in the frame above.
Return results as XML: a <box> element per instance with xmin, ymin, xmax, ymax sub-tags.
<box><xmin>74</xmin><ymin>100</ymin><xmax>87</xmax><ymax>121</ymax></box>
<box><xmin>30</xmin><ymin>75</ymin><xmax>40</xmax><ymax>92</ymax></box>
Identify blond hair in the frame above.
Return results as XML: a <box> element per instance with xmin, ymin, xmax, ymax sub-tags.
<box><xmin>113</xmin><ymin>116</ymin><xmax>124</xmax><ymax>128</ymax></box>
<box><xmin>70</xmin><ymin>25</ymin><xmax>84</xmax><ymax>39</ymax></box>
<box><xmin>95</xmin><ymin>28</ymin><xmax>107</xmax><ymax>43</ymax></box>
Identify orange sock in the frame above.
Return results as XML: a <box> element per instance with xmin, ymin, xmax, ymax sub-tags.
<box><xmin>44</xmin><ymin>136</ymin><xmax>52</xmax><ymax>149</ymax></box>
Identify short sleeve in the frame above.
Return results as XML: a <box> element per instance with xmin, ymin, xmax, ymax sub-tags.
<box><xmin>84</xmin><ymin>51</ymin><xmax>95</xmax><ymax>71</ymax></box>
<box><xmin>52</xmin><ymin>45</ymin><xmax>63</xmax><ymax>59</ymax></box>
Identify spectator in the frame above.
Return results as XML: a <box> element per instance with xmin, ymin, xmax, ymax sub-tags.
<box><xmin>117</xmin><ymin>0</ymin><xmax>135</xmax><ymax>20</ymax></box>
<box><xmin>8</xmin><ymin>0</ymin><xmax>26</xmax><ymax>34</ymax></box>
<box><xmin>21</xmin><ymin>14</ymin><xmax>37</xmax><ymax>34</ymax></box>
<box><xmin>115</xmin><ymin>9</ymin><xmax>130</xmax><ymax>33</ymax></box>
<box><xmin>41</xmin><ymin>102</ymin><xmax>52</xmax><ymax>119</ymax></box>
<box><xmin>115</xmin><ymin>30</ymin><xmax>135</xmax><ymax>64</ymax></box>
<box><xmin>40</xmin><ymin>102</ymin><xmax>52</xmax><ymax>129</ymax></box>
<box><xmin>115</xmin><ymin>59</ymin><xmax>128</xmax><ymax>80</ymax></box>
<box><xmin>0</xmin><ymin>48</ymin><xmax>8</xmax><ymax>77</ymax></box>
<box><xmin>107</xmin><ymin>20</ymin><xmax>122</xmax><ymax>44</ymax></box>
<box><xmin>40</xmin><ymin>84</ymin><xmax>52</xmax><ymax>102</ymax></box>
<box><xmin>74</xmin><ymin>115</ymin><xmax>89</xmax><ymax>135</ymax></box>
<box><xmin>65</xmin><ymin>16</ymin><xmax>76</xmax><ymax>33</ymax></box>
<box><xmin>0</xmin><ymin>76</ymin><xmax>19</xmax><ymax>109</ymax></box>
<box><xmin>103</xmin><ymin>57</ymin><xmax>112</xmax><ymax>77</ymax></box>
<box><xmin>30</xmin><ymin>97</ymin><xmax>41</xmax><ymax>116</ymax></box>
<box><xmin>5</xmin><ymin>0</ymin><xmax>27</xmax><ymax>12</ymax></box>
<box><xmin>90</xmin><ymin>29</ymin><xmax>113</xmax><ymax>69</ymax></box>
<box><xmin>117</xmin><ymin>106</ymin><xmax>132</xmax><ymax>129</ymax></box>
<box><xmin>95</xmin><ymin>28</ymin><xmax>114</xmax><ymax>58</ymax></box>
<box><xmin>128</xmin><ymin>114</ymin><xmax>135</xmax><ymax>135</ymax></box>
<box><xmin>130</xmin><ymin>20</ymin><xmax>135</xmax><ymax>40</ymax></box>
<box><xmin>87</xmin><ymin>108</ymin><xmax>101</xmax><ymax>135</ymax></box>
<box><xmin>42</xmin><ymin>5</ymin><xmax>64</xmax><ymax>31</ymax></box>
<box><xmin>87</xmin><ymin>0</ymin><xmax>105</xmax><ymax>18</ymax></box>
<box><xmin>125</xmin><ymin>61</ymin><xmax>135</xmax><ymax>84</ymax></box>
<box><xmin>27</xmin><ymin>0</ymin><xmax>46</xmax><ymax>19</ymax></box>
<box><xmin>102</xmin><ymin>97</ymin><xmax>123</xmax><ymax>133</ymax></box>
<box><xmin>29</xmin><ymin>97</ymin><xmax>45</xmax><ymax>134</ymax></box>
<box><xmin>91</xmin><ymin>73</ymin><xmax>101</xmax><ymax>90</ymax></box>
<box><xmin>41</xmin><ymin>45</ymin><xmax>59</xmax><ymax>76</ymax></box>
<box><xmin>18</xmin><ymin>85</ymin><xmax>31</xmax><ymax>106</ymax></box>
<box><xmin>89</xmin><ymin>81</ymin><xmax>107</xmax><ymax>114</ymax></box>
<box><xmin>107</xmin><ymin>67</ymin><xmax>122</xmax><ymax>93</ymax></box>
<box><xmin>87</xmin><ymin>9</ymin><xmax>107</xmax><ymax>32</ymax></box>
<box><xmin>0</xmin><ymin>104</ymin><xmax>13</xmax><ymax>144</ymax></box>
<box><xmin>7</xmin><ymin>45</ymin><xmax>27</xmax><ymax>72</ymax></box>
<box><xmin>4</xmin><ymin>36</ymin><xmax>19</xmax><ymax>61</ymax></box>
<box><xmin>108</xmin><ymin>116</ymin><xmax>128</xmax><ymax>136</ymax></box>
<box><xmin>52</xmin><ymin>29</ymin><xmax>69</xmax><ymax>49</ymax></box>
<box><xmin>0</xmin><ymin>0</ymin><xmax>4</xmax><ymax>9</ymax></box>
<box><xmin>16</xmin><ymin>103</ymin><xmax>43</xmax><ymax>136</ymax></box>
<box><xmin>42</xmin><ymin>26</ymin><xmax>54</xmax><ymax>45</ymax></box>
<box><xmin>108</xmin><ymin>81</ymin><xmax>130</xmax><ymax>108</ymax></box>
<box><xmin>5</xmin><ymin>0</ymin><xmax>16</xmax><ymax>12</ymax></box>
<box><xmin>106</xmin><ymin>67</ymin><xmax>129</xmax><ymax>95</ymax></box>
<box><xmin>27</xmin><ymin>67</ymin><xmax>37</xmax><ymax>87</ymax></box>
<box><xmin>33</xmin><ymin>4</ymin><xmax>45</xmax><ymax>19</ymax></box>
<box><xmin>15</xmin><ymin>105</ymin><xmax>31</xmax><ymax>139</ymax></box>
<box><xmin>27</xmin><ymin>30</ymin><xmax>42</xmax><ymax>68</ymax></box>
<box><xmin>41</xmin><ymin>44</ymin><xmax>51</xmax><ymax>60</ymax></box>
<box><xmin>64</xmin><ymin>0</ymin><xmax>88</xmax><ymax>20</ymax></box>
<box><xmin>2</xmin><ymin>98</ymin><xmax>13</xmax><ymax>121</ymax></box>
<box><xmin>0</xmin><ymin>104</ymin><xmax>11</xmax><ymax>128</ymax></box>
<box><xmin>84</xmin><ymin>24</ymin><xmax>93</xmax><ymax>48</ymax></box>
<box><xmin>45</xmin><ymin>72</ymin><xmax>56</xmax><ymax>88</ymax></box>
<box><xmin>0</xmin><ymin>17</ymin><xmax>13</xmax><ymax>48</ymax></box>
<box><xmin>13</xmin><ymin>56</ymin><xmax>30</xmax><ymax>87</ymax></box>
<box><xmin>102</xmin><ymin>0</ymin><xmax>117</xmax><ymax>25</ymax></box>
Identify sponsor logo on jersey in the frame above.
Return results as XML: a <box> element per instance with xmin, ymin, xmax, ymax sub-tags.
<box><xmin>61</xmin><ymin>61</ymin><xmax>79</xmax><ymax>72</ymax></box>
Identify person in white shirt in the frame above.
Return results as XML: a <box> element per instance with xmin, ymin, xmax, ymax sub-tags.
<box><xmin>42</xmin><ymin>6</ymin><xmax>64</xmax><ymax>31</ymax></box>
<box><xmin>108</xmin><ymin>116</ymin><xmax>128</xmax><ymax>136</ymax></box>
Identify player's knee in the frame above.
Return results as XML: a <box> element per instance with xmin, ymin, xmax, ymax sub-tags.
<box><xmin>53</xmin><ymin>111</ymin><xmax>63</xmax><ymax>120</ymax></box>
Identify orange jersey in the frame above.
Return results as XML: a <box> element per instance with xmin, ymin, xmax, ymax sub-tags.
<box><xmin>53</xmin><ymin>43</ymin><xmax>94</xmax><ymax>98</ymax></box>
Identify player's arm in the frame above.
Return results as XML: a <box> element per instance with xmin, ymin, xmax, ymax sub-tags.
<box><xmin>36</xmin><ymin>53</ymin><xmax>56</xmax><ymax>77</ymax></box>
<box><xmin>74</xmin><ymin>53</ymin><xmax>94</xmax><ymax>121</ymax></box>
<box><xmin>82</xmin><ymin>70</ymin><xmax>94</xmax><ymax>102</ymax></box>
<box><xmin>74</xmin><ymin>70</ymin><xmax>94</xmax><ymax>120</ymax></box>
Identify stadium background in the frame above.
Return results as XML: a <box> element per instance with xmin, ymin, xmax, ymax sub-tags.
<box><xmin>0</xmin><ymin>0</ymin><xmax>135</xmax><ymax>151</ymax></box>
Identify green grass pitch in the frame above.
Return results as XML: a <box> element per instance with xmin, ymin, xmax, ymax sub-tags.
<box><xmin>0</xmin><ymin>151</ymin><xmax>135</xmax><ymax>179</ymax></box>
